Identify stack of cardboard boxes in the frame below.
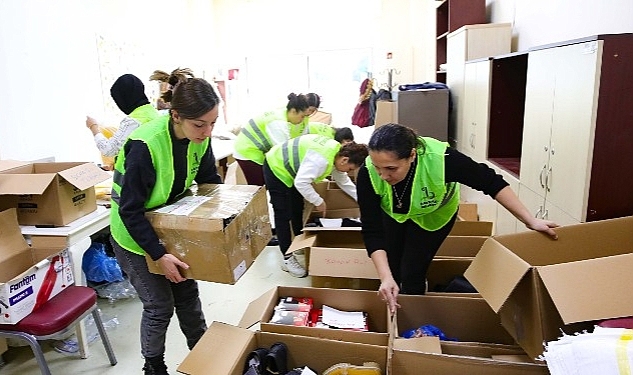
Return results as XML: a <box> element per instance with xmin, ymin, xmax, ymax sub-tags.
<box><xmin>174</xmin><ymin>173</ymin><xmax>633</xmax><ymax>374</ymax></box>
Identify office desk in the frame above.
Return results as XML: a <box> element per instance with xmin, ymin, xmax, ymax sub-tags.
<box><xmin>21</xmin><ymin>205</ymin><xmax>110</xmax><ymax>358</ymax></box>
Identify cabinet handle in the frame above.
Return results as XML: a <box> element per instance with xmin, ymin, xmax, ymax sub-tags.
<box><xmin>469</xmin><ymin>133</ymin><xmax>475</xmax><ymax>148</ymax></box>
<box><xmin>546</xmin><ymin>167</ymin><xmax>552</xmax><ymax>192</ymax></box>
<box><xmin>535</xmin><ymin>206</ymin><xmax>543</xmax><ymax>218</ymax></box>
<box><xmin>539</xmin><ymin>165</ymin><xmax>547</xmax><ymax>188</ymax></box>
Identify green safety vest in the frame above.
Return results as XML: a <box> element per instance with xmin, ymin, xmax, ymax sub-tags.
<box><xmin>366</xmin><ymin>137</ymin><xmax>460</xmax><ymax>231</ymax></box>
<box><xmin>266</xmin><ymin>134</ymin><xmax>340</xmax><ymax>188</ymax></box>
<box><xmin>109</xmin><ymin>115</ymin><xmax>209</xmax><ymax>255</ymax></box>
<box><xmin>234</xmin><ymin>109</ymin><xmax>309</xmax><ymax>165</ymax></box>
<box><xmin>129</xmin><ymin>103</ymin><xmax>160</xmax><ymax>124</ymax></box>
<box><xmin>307</xmin><ymin>122</ymin><xmax>335</xmax><ymax>138</ymax></box>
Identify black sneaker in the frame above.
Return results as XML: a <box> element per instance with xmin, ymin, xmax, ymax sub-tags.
<box><xmin>267</xmin><ymin>235</ymin><xmax>279</xmax><ymax>246</ymax></box>
<box><xmin>142</xmin><ymin>362</ymin><xmax>168</xmax><ymax>375</ymax></box>
<box><xmin>244</xmin><ymin>347</ymin><xmax>269</xmax><ymax>375</ymax></box>
<box><xmin>265</xmin><ymin>342</ymin><xmax>288</xmax><ymax>375</ymax></box>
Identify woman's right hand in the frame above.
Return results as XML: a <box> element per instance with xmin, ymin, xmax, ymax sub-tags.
<box><xmin>378</xmin><ymin>277</ymin><xmax>401</xmax><ymax>315</ymax></box>
<box><xmin>314</xmin><ymin>201</ymin><xmax>327</xmax><ymax>213</ymax></box>
<box><xmin>157</xmin><ymin>253</ymin><xmax>189</xmax><ymax>283</ymax></box>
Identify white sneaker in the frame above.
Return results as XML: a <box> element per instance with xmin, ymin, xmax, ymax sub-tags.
<box><xmin>293</xmin><ymin>249</ymin><xmax>307</xmax><ymax>268</ymax></box>
<box><xmin>282</xmin><ymin>254</ymin><xmax>307</xmax><ymax>278</ymax></box>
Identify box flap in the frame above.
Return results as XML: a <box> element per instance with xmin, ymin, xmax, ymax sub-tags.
<box><xmin>538</xmin><ymin>253</ymin><xmax>633</xmax><ymax>324</ymax></box>
<box><xmin>178</xmin><ymin>321</ymin><xmax>254</xmax><ymax>375</ymax></box>
<box><xmin>0</xmin><ymin>208</ymin><xmax>30</xmax><ymax>256</ymax></box>
<box><xmin>238</xmin><ymin>287</ymin><xmax>277</xmax><ymax>328</ymax></box>
<box><xmin>449</xmin><ymin>221</ymin><xmax>493</xmax><ymax>236</ymax></box>
<box><xmin>0</xmin><ymin>160</ymin><xmax>30</xmax><ymax>172</ymax></box>
<box><xmin>394</xmin><ymin>336</ymin><xmax>442</xmax><ymax>353</ymax></box>
<box><xmin>286</xmin><ymin>232</ymin><xmax>317</xmax><ymax>254</ymax></box>
<box><xmin>57</xmin><ymin>163</ymin><xmax>111</xmax><ymax>190</ymax></box>
<box><xmin>0</xmin><ymin>173</ymin><xmax>56</xmax><ymax>194</ymax></box>
<box><xmin>457</xmin><ymin>203</ymin><xmax>478</xmax><ymax>222</ymax></box>
<box><xmin>464</xmin><ymin>238</ymin><xmax>531</xmax><ymax>312</ymax></box>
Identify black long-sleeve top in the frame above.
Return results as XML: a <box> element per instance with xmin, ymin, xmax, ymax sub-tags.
<box><xmin>117</xmin><ymin>126</ymin><xmax>222</xmax><ymax>261</ymax></box>
<box><xmin>357</xmin><ymin>147</ymin><xmax>508</xmax><ymax>256</ymax></box>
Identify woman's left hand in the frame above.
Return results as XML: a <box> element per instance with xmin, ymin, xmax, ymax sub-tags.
<box><xmin>527</xmin><ymin>218</ymin><xmax>559</xmax><ymax>239</ymax></box>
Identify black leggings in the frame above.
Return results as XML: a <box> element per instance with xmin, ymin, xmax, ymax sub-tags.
<box><xmin>383</xmin><ymin>211</ymin><xmax>458</xmax><ymax>295</ymax></box>
<box><xmin>263</xmin><ymin>161</ymin><xmax>305</xmax><ymax>255</ymax></box>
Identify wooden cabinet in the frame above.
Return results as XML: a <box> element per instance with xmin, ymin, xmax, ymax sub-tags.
<box><xmin>460</xmin><ymin>58</ymin><xmax>491</xmax><ymax>161</ymax></box>
<box><xmin>435</xmin><ymin>0</ymin><xmax>486</xmax><ymax>83</ymax></box>
<box><xmin>446</xmin><ymin>23</ymin><xmax>511</xmax><ymax>147</ymax></box>
<box><xmin>518</xmin><ymin>34</ymin><xmax>633</xmax><ymax>223</ymax></box>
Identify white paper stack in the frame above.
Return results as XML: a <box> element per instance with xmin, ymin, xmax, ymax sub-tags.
<box><xmin>543</xmin><ymin>326</ymin><xmax>633</xmax><ymax>375</ymax></box>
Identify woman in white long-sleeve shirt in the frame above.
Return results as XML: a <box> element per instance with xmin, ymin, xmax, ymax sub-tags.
<box><xmin>263</xmin><ymin>134</ymin><xmax>368</xmax><ymax>277</ymax></box>
<box><xmin>85</xmin><ymin>73</ymin><xmax>161</xmax><ymax>166</ymax></box>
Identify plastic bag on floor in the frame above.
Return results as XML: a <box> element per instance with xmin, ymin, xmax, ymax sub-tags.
<box><xmin>92</xmin><ymin>277</ymin><xmax>138</xmax><ymax>303</ymax></box>
<box><xmin>82</xmin><ymin>242</ymin><xmax>124</xmax><ymax>283</ymax></box>
<box><xmin>52</xmin><ymin>310</ymin><xmax>120</xmax><ymax>356</ymax></box>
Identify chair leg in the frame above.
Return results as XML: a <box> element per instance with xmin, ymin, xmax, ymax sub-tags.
<box><xmin>91</xmin><ymin>309</ymin><xmax>117</xmax><ymax>366</ymax></box>
<box><xmin>0</xmin><ymin>331</ymin><xmax>52</xmax><ymax>375</ymax></box>
<box><xmin>92</xmin><ymin>308</ymin><xmax>117</xmax><ymax>366</ymax></box>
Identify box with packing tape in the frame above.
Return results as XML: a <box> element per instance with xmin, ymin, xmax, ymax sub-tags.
<box><xmin>145</xmin><ymin>184</ymin><xmax>271</xmax><ymax>284</ymax></box>
<box><xmin>0</xmin><ymin>208</ymin><xmax>74</xmax><ymax>324</ymax></box>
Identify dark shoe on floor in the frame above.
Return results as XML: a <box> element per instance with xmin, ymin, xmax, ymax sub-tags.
<box><xmin>143</xmin><ymin>360</ymin><xmax>168</xmax><ymax>375</ymax></box>
<box><xmin>244</xmin><ymin>347</ymin><xmax>269</xmax><ymax>374</ymax></box>
<box><xmin>267</xmin><ymin>235</ymin><xmax>279</xmax><ymax>246</ymax></box>
<box><xmin>266</xmin><ymin>342</ymin><xmax>288</xmax><ymax>375</ymax></box>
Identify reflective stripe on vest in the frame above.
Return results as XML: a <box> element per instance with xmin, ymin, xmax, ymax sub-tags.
<box><xmin>241</xmin><ymin>118</ymin><xmax>272</xmax><ymax>152</ymax></box>
<box><xmin>282</xmin><ymin>137</ymin><xmax>301</xmax><ymax>178</ymax></box>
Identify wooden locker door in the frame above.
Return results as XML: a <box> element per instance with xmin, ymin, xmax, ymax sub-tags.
<box><xmin>546</xmin><ymin>40</ymin><xmax>602</xmax><ymax>222</ymax></box>
<box><xmin>470</xmin><ymin>59</ymin><xmax>491</xmax><ymax>161</ymax></box>
<box><xmin>461</xmin><ymin>62</ymin><xmax>478</xmax><ymax>157</ymax></box>
<box><xmin>519</xmin><ymin>48</ymin><xmax>557</xmax><ymax>197</ymax></box>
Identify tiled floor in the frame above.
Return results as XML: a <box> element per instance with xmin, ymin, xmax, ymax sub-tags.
<box><xmin>0</xmin><ymin>246</ymin><xmax>311</xmax><ymax>375</ymax></box>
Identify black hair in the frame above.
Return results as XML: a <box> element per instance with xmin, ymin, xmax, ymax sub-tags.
<box><xmin>334</xmin><ymin>127</ymin><xmax>354</xmax><ymax>143</ymax></box>
<box><xmin>286</xmin><ymin>93</ymin><xmax>309</xmax><ymax>112</ymax></box>
<box><xmin>170</xmin><ymin>78</ymin><xmax>220</xmax><ymax>119</ymax></box>
<box><xmin>306</xmin><ymin>92</ymin><xmax>321</xmax><ymax>108</ymax></box>
<box><xmin>368</xmin><ymin>123</ymin><xmax>424</xmax><ymax>159</ymax></box>
<box><xmin>337</xmin><ymin>142</ymin><xmax>369</xmax><ymax>166</ymax></box>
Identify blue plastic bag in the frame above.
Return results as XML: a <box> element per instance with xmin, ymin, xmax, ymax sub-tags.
<box><xmin>82</xmin><ymin>242</ymin><xmax>124</xmax><ymax>283</ymax></box>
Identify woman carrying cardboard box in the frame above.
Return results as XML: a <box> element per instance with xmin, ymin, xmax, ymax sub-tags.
<box><xmin>356</xmin><ymin>123</ymin><xmax>559</xmax><ymax>314</ymax></box>
<box><xmin>109</xmin><ymin>71</ymin><xmax>222</xmax><ymax>375</ymax></box>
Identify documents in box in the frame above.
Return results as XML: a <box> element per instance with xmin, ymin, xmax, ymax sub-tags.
<box><xmin>0</xmin><ymin>208</ymin><xmax>74</xmax><ymax>324</ymax></box>
<box><xmin>465</xmin><ymin>215</ymin><xmax>633</xmax><ymax>360</ymax></box>
<box><xmin>145</xmin><ymin>184</ymin><xmax>271</xmax><ymax>284</ymax></box>
<box><xmin>0</xmin><ymin>160</ymin><xmax>111</xmax><ymax>226</ymax></box>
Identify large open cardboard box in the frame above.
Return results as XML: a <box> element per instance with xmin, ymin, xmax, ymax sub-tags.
<box><xmin>0</xmin><ymin>208</ymin><xmax>74</xmax><ymax>324</ymax></box>
<box><xmin>0</xmin><ymin>160</ymin><xmax>111</xmax><ymax>226</ymax></box>
<box><xmin>178</xmin><ymin>321</ymin><xmax>387</xmax><ymax>375</ymax></box>
<box><xmin>145</xmin><ymin>184</ymin><xmax>271</xmax><ymax>284</ymax></box>
<box><xmin>239</xmin><ymin>286</ymin><xmax>390</xmax><ymax>346</ymax></box>
<box><xmin>465</xmin><ymin>215</ymin><xmax>633</xmax><ymax>360</ymax></box>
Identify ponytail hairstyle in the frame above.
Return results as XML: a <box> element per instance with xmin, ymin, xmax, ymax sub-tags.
<box><xmin>150</xmin><ymin>67</ymin><xmax>195</xmax><ymax>104</ymax></box>
<box><xmin>337</xmin><ymin>142</ymin><xmax>369</xmax><ymax>166</ymax></box>
<box><xmin>286</xmin><ymin>92</ymin><xmax>309</xmax><ymax>112</ymax></box>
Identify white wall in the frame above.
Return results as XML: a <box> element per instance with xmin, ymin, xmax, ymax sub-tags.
<box><xmin>0</xmin><ymin>0</ymin><xmax>631</xmax><ymax>163</ymax></box>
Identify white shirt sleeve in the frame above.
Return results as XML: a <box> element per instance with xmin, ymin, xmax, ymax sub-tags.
<box><xmin>294</xmin><ymin>150</ymin><xmax>329</xmax><ymax>206</ymax></box>
<box><xmin>94</xmin><ymin>116</ymin><xmax>141</xmax><ymax>156</ymax></box>
<box><xmin>331</xmin><ymin>169</ymin><xmax>358</xmax><ymax>201</ymax></box>
<box><xmin>267</xmin><ymin>120</ymin><xmax>291</xmax><ymax>145</ymax></box>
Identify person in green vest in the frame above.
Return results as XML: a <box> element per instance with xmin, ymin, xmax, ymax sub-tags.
<box><xmin>234</xmin><ymin>92</ymin><xmax>323</xmax><ymax>186</ymax></box>
<box><xmin>85</xmin><ymin>73</ymin><xmax>162</xmax><ymax>170</ymax></box>
<box><xmin>109</xmin><ymin>73</ymin><xmax>221</xmax><ymax>375</ymax></box>
<box><xmin>263</xmin><ymin>134</ymin><xmax>369</xmax><ymax>277</ymax></box>
<box><xmin>308</xmin><ymin>122</ymin><xmax>355</xmax><ymax>145</ymax></box>
<box><xmin>357</xmin><ymin>124</ymin><xmax>560</xmax><ymax>313</ymax></box>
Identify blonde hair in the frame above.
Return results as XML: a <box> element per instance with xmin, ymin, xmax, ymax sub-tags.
<box><xmin>149</xmin><ymin>67</ymin><xmax>195</xmax><ymax>103</ymax></box>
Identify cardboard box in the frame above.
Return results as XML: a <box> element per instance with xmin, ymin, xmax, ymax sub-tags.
<box><xmin>145</xmin><ymin>184</ymin><xmax>272</xmax><ymax>284</ymax></box>
<box><xmin>391</xmin><ymin>340</ymin><xmax>548</xmax><ymax>375</ymax></box>
<box><xmin>303</xmin><ymin>181</ymin><xmax>360</xmax><ymax>225</ymax></box>
<box><xmin>0</xmin><ymin>160</ymin><xmax>111</xmax><ymax>226</ymax></box>
<box><xmin>178</xmin><ymin>321</ymin><xmax>387</xmax><ymax>375</ymax></box>
<box><xmin>288</xmin><ymin>222</ymin><xmax>491</xmax><ymax>280</ymax></box>
<box><xmin>239</xmin><ymin>286</ymin><xmax>390</xmax><ymax>346</ymax></box>
<box><xmin>464</xmin><ymin>215</ymin><xmax>633</xmax><ymax>360</ymax></box>
<box><xmin>310</xmin><ymin>276</ymin><xmax>380</xmax><ymax>291</ymax></box>
<box><xmin>374</xmin><ymin>100</ymin><xmax>397</xmax><ymax>128</ymax></box>
<box><xmin>457</xmin><ymin>202</ymin><xmax>478</xmax><ymax>221</ymax></box>
<box><xmin>0</xmin><ymin>208</ymin><xmax>74</xmax><ymax>324</ymax></box>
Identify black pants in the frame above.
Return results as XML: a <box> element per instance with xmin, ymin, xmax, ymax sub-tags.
<box><xmin>383</xmin><ymin>211</ymin><xmax>458</xmax><ymax>295</ymax></box>
<box><xmin>263</xmin><ymin>161</ymin><xmax>305</xmax><ymax>255</ymax></box>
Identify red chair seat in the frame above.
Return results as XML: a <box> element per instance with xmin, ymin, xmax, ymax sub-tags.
<box><xmin>0</xmin><ymin>286</ymin><xmax>96</xmax><ymax>336</ymax></box>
